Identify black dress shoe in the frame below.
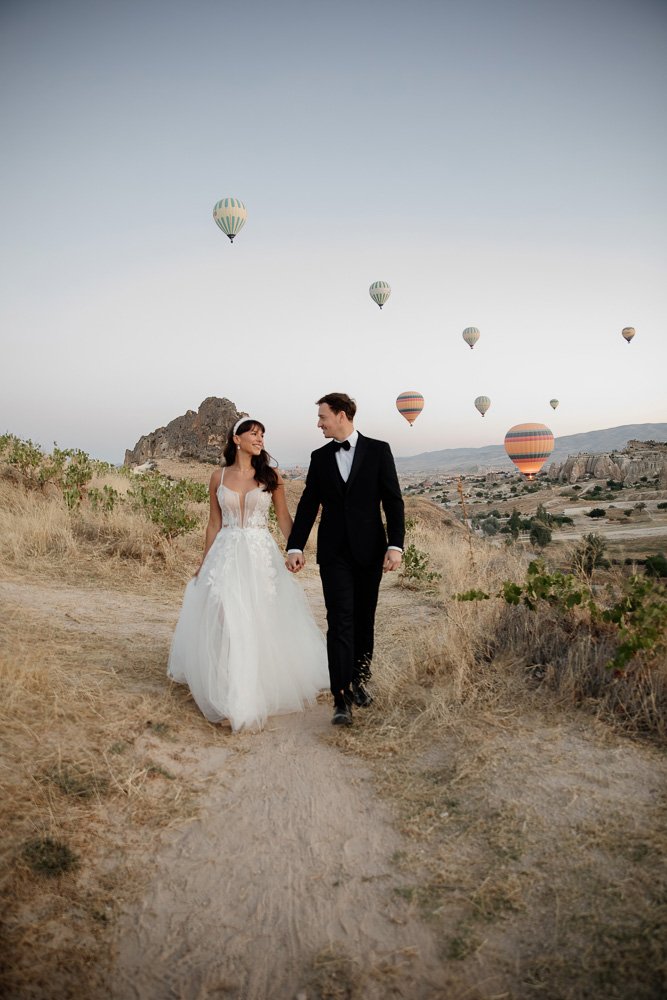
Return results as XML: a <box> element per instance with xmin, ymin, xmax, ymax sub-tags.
<box><xmin>351</xmin><ymin>682</ymin><xmax>373</xmax><ymax>708</ymax></box>
<box><xmin>332</xmin><ymin>699</ymin><xmax>352</xmax><ymax>726</ymax></box>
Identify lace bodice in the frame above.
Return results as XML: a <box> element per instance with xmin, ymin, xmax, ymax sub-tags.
<box><xmin>217</xmin><ymin>480</ymin><xmax>272</xmax><ymax>529</ymax></box>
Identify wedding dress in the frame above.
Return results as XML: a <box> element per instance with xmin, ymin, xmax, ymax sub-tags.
<box><xmin>168</xmin><ymin>471</ymin><xmax>329</xmax><ymax>730</ymax></box>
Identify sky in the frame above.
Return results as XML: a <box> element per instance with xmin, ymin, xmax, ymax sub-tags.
<box><xmin>1</xmin><ymin>0</ymin><xmax>665</xmax><ymax>466</ymax></box>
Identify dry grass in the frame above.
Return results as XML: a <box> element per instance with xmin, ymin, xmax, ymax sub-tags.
<box><xmin>0</xmin><ymin>476</ymin><xmax>204</xmax><ymax>592</ymax></box>
<box><xmin>0</xmin><ymin>584</ymin><xmax>231</xmax><ymax>996</ymax></box>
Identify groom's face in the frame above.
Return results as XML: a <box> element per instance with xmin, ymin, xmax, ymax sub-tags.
<box><xmin>317</xmin><ymin>404</ymin><xmax>343</xmax><ymax>439</ymax></box>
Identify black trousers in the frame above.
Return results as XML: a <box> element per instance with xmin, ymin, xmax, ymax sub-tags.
<box><xmin>319</xmin><ymin>550</ymin><xmax>383</xmax><ymax>697</ymax></box>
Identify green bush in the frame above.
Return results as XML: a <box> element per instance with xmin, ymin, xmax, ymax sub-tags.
<box><xmin>128</xmin><ymin>473</ymin><xmax>204</xmax><ymax>539</ymax></box>
<box><xmin>645</xmin><ymin>554</ymin><xmax>667</xmax><ymax>579</ymax></box>
<box><xmin>455</xmin><ymin>559</ymin><xmax>667</xmax><ymax>675</ymax></box>
<box><xmin>586</xmin><ymin>508</ymin><xmax>606</xmax><ymax>519</ymax></box>
<box><xmin>400</xmin><ymin>544</ymin><xmax>441</xmax><ymax>585</ymax></box>
<box><xmin>529</xmin><ymin>521</ymin><xmax>552</xmax><ymax>548</ymax></box>
<box><xmin>572</xmin><ymin>533</ymin><xmax>609</xmax><ymax>578</ymax></box>
<box><xmin>4</xmin><ymin>437</ymin><xmax>94</xmax><ymax>508</ymax></box>
<box><xmin>88</xmin><ymin>485</ymin><xmax>121</xmax><ymax>513</ymax></box>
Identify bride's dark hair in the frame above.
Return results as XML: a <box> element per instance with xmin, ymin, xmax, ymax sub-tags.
<box><xmin>222</xmin><ymin>419</ymin><xmax>279</xmax><ymax>493</ymax></box>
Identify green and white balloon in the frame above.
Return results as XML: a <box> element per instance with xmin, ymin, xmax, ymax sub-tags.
<box><xmin>369</xmin><ymin>280</ymin><xmax>391</xmax><ymax>309</ymax></box>
<box><xmin>462</xmin><ymin>326</ymin><xmax>480</xmax><ymax>349</ymax></box>
<box><xmin>213</xmin><ymin>197</ymin><xmax>247</xmax><ymax>242</ymax></box>
<box><xmin>474</xmin><ymin>395</ymin><xmax>491</xmax><ymax>417</ymax></box>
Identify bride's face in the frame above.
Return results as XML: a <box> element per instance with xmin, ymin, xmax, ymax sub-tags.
<box><xmin>236</xmin><ymin>424</ymin><xmax>265</xmax><ymax>457</ymax></box>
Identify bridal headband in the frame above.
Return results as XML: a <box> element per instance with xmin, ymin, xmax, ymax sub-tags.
<box><xmin>233</xmin><ymin>417</ymin><xmax>262</xmax><ymax>435</ymax></box>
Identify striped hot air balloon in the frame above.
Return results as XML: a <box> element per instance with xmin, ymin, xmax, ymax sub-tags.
<box><xmin>504</xmin><ymin>423</ymin><xmax>554</xmax><ymax>480</ymax></box>
<box><xmin>550</xmin><ymin>399</ymin><xmax>559</xmax><ymax>410</ymax></box>
<box><xmin>622</xmin><ymin>326</ymin><xmax>635</xmax><ymax>344</ymax></box>
<box><xmin>462</xmin><ymin>326</ymin><xmax>480</xmax><ymax>349</ymax></box>
<box><xmin>213</xmin><ymin>197</ymin><xmax>247</xmax><ymax>242</ymax></box>
<box><xmin>396</xmin><ymin>391</ymin><xmax>424</xmax><ymax>426</ymax></box>
<box><xmin>474</xmin><ymin>396</ymin><xmax>491</xmax><ymax>417</ymax></box>
<box><xmin>370</xmin><ymin>281</ymin><xmax>391</xmax><ymax>309</ymax></box>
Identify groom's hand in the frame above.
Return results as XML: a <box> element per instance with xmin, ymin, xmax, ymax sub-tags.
<box><xmin>286</xmin><ymin>551</ymin><xmax>305</xmax><ymax>573</ymax></box>
<box><xmin>383</xmin><ymin>549</ymin><xmax>402</xmax><ymax>573</ymax></box>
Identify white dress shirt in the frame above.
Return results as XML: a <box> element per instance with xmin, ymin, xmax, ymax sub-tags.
<box><xmin>334</xmin><ymin>430</ymin><xmax>358</xmax><ymax>481</ymax></box>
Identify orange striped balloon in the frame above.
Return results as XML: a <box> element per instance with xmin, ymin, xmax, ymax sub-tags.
<box><xmin>504</xmin><ymin>423</ymin><xmax>554</xmax><ymax>479</ymax></box>
<box><xmin>396</xmin><ymin>391</ymin><xmax>424</xmax><ymax>426</ymax></box>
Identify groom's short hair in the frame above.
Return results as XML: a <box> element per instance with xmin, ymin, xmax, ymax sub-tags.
<box><xmin>317</xmin><ymin>393</ymin><xmax>357</xmax><ymax>420</ymax></box>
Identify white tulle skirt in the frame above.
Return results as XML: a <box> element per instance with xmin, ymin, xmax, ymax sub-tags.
<box><xmin>168</xmin><ymin>526</ymin><xmax>329</xmax><ymax>731</ymax></box>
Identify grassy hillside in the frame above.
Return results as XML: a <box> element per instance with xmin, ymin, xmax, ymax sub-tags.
<box><xmin>1</xmin><ymin>440</ymin><xmax>666</xmax><ymax>997</ymax></box>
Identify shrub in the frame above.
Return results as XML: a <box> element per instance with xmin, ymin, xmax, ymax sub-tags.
<box><xmin>572</xmin><ymin>533</ymin><xmax>609</xmax><ymax>578</ymax></box>
<box><xmin>529</xmin><ymin>521</ymin><xmax>552</xmax><ymax>549</ymax></box>
<box><xmin>645</xmin><ymin>554</ymin><xmax>667</xmax><ymax>579</ymax></box>
<box><xmin>7</xmin><ymin>437</ymin><xmax>43</xmax><ymax>480</ymax></box>
<box><xmin>457</xmin><ymin>559</ymin><xmax>667</xmax><ymax>676</ymax></box>
<box><xmin>88</xmin><ymin>485</ymin><xmax>121</xmax><ymax>513</ymax></box>
<box><xmin>128</xmin><ymin>474</ymin><xmax>202</xmax><ymax>539</ymax></box>
<box><xmin>586</xmin><ymin>508</ymin><xmax>606</xmax><ymax>519</ymax></box>
<box><xmin>400</xmin><ymin>544</ymin><xmax>441</xmax><ymax>585</ymax></box>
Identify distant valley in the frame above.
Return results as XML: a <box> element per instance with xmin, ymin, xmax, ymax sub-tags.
<box><xmin>394</xmin><ymin>423</ymin><xmax>667</xmax><ymax>473</ymax></box>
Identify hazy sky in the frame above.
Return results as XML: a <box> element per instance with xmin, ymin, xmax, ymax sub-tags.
<box><xmin>2</xmin><ymin>0</ymin><xmax>665</xmax><ymax>465</ymax></box>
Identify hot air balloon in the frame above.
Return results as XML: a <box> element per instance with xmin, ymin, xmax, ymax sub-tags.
<box><xmin>504</xmin><ymin>423</ymin><xmax>554</xmax><ymax>480</ymax></box>
<box><xmin>213</xmin><ymin>197</ymin><xmax>247</xmax><ymax>242</ymax></box>
<box><xmin>396</xmin><ymin>391</ymin><xmax>424</xmax><ymax>426</ymax></box>
<box><xmin>550</xmin><ymin>399</ymin><xmax>559</xmax><ymax>410</ymax></box>
<box><xmin>474</xmin><ymin>396</ymin><xmax>491</xmax><ymax>418</ymax></box>
<box><xmin>622</xmin><ymin>326</ymin><xmax>635</xmax><ymax>344</ymax></box>
<box><xmin>462</xmin><ymin>326</ymin><xmax>480</xmax><ymax>349</ymax></box>
<box><xmin>370</xmin><ymin>281</ymin><xmax>391</xmax><ymax>309</ymax></box>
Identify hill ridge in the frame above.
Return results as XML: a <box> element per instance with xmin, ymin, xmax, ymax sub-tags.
<box><xmin>394</xmin><ymin>422</ymin><xmax>667</xmax><ymax>473</ymax></box>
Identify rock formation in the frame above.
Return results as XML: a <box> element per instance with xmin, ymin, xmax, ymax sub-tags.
<box><xmin>124</xmin><ymin>397</ymin><xmax>246</xmax><ymax>466</ymax></box>
<box><xmin>548</xmin><ymin>440</ymin><xmax>667</xmax><ymax>486</ymax></box>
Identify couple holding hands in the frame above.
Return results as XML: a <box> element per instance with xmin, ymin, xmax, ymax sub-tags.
<box><xmin>168</xmin><ymin>392</ymin><xmax>405</xmax><ymax>730</ymax></box>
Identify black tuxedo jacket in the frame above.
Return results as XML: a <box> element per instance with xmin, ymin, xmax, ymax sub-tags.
<box><xmin>287</xmin><ymin>433</ymin><xmax>405</xmax><ymax>567</ymax></box>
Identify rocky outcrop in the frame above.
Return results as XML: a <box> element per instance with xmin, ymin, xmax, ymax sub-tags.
<box><xmin>124</xmin><ymin>397</ymin><xmax>246</xmax><ymax>466</ymax></box>
<box><xmin>548</xmin><ymin>441</ymin><xmax>667</xmax><ymax>486</ymax></box>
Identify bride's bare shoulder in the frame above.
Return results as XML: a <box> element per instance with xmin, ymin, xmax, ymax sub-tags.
<box><xmin>209</xmin><ymin>467</ymin><xmax>223</xmax><ymax>490</ymax></box>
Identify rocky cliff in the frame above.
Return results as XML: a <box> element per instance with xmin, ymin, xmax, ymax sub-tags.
<box><xmin>124</xmin><ymin>397</ymin><xmax>246</xmax><ymax>466</ymax></box>
<box><xmin>548</xmin><ymin>440</ymin><xmax>667</xmax><ymax>487</ymax></box>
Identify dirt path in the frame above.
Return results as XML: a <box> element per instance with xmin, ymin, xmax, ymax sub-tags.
<box><xmin>108</xmin><ymin>707</ymin><xmax>451</xmax><ymax>1000</ymax></box>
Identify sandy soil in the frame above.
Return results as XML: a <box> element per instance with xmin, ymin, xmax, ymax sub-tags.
<box><xmin>108</xmin><ymin>706</ymin><xmax>452</xmax><ymax>1000</ymax></box>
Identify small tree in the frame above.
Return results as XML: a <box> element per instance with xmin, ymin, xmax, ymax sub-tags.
<box><xmin>572</xmin><ymin>533</ymin><xmax>609</xmax><ymax>578</ymax></box>
<box><xmin>529</xmin><ymin>521</ymin><xmax>552</xmax><ymax>549</ymax></box>
<box><xmin>507</xmin><ymin>508</ymin><xmax>522</xmax><ymax>539</ymax></box>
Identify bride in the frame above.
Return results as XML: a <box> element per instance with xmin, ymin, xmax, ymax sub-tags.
<box><xmin>167</xmin><ymin>418</ymin><xmax>329</xmax><ymax>731</ymax></box>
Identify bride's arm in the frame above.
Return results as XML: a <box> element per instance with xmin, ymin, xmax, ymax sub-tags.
<box><xmin>194</xmin><ymin>469</ymin><xmax>223</xmax><ymax>576</ymax></box>
<box><xmin>271</xmin><ymin>473</ymin><xmax>293</xmax><ymax>542</ymax></box>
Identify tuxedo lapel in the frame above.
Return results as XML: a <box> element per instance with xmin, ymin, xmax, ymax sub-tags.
<box><xmin>346</xmin><ymin>432</ymin><xmax>367</xmax><ymax>491</ymax></box>
<box><xmin>325</xmin><ymin>441</ymin><xmax>345</xmax><ymax>493</ymax></box>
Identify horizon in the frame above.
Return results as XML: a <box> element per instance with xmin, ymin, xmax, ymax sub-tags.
<box><xmin>5</xmin><ymin>415</ymin><xmax>666</xmax><ymax>470</ymax></box>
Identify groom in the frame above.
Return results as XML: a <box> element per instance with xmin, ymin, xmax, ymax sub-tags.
<box><xmin>286</xmin><ymin>393</ymin><xmax>405</xmax><ymax>726</ymax></box>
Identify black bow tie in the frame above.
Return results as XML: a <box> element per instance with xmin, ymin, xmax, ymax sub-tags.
<box><xmin>333</xmin><ymin>440</ymin><xmax>351</xmax><ymax>452</ymax></box>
